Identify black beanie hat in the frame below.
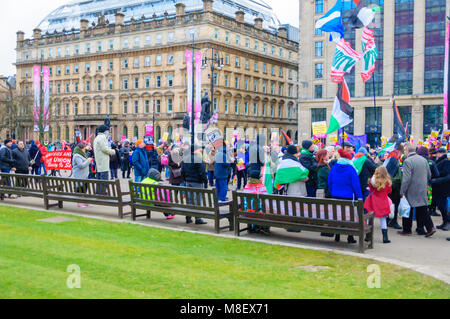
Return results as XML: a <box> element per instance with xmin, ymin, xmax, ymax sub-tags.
<box><xmin>98</xmin><ymin>125</ymin><xmax>109</xmax><ymax>133</ymax></box>
<box><xmin>287</xmin><ymin>145</ymin><xmax>298</xmax><ymax>155</ymax></box>
<box><xmin>302</xmin><ymin>140</ymin><xmax>313</xmax><ymax>150</ymax></box>
<box><xmin>4</xmin><ymin>139</ymin><xmax>12</xmax><ymax>145</ymax></box>
<box><xmin>249</xmin><ymin>168</ymin><xmax>261</xmax><ymax>179</ymax></box>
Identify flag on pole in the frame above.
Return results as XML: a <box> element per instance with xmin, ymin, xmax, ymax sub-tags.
<box><xmin>315</xmin><ymin>0</ymin><xmax>345</xmax><ymax>41</ymax></box>
<box><xmin>262</xmin><ymin>159</ymin><xmax>274</xmax><ymax>195</ymax></box>
<box><xmin>327</xmin><ymin>80</ymin><xmax>354</xmax><ymax>134</ymax></box>
<box><xmin>348</xmin><ymin>0</ymin><xmax>381</xmax><ymax>29</ymax></box>
<box><xmin>361</xmin><ymin>27</ymin><xmax>378</xmax><ymax>82</ymax></box>
<box><xmin>331</xmin><ymin>38</ymin><xmax>363</xmax><ymax>83</ymax></box>
<box><xmin>281</xmin><ymin>130</ymin><xmax>293</xmax><ymax>145</ymax></box>
<box><xmin>393</xmin><ymin>97</ymin><xmax>406</xmax><ymax>138</ymax></box>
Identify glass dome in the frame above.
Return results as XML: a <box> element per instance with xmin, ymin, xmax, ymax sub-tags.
<box><xmin>37</xmin><ymin>0</ymin><xmax>281</xmax><ymax>33</ymax></box>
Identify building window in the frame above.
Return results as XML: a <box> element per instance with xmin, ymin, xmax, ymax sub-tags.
<box><xmin>108</xmin><ymin>79</ymin><xmax>113</xmax><ymax>90</ymax></box>
<box><xmin>156</xmin><ymin>76</ymin><xmax>161</xmax><ymax>88</ymax></box>
<box><xmin>85</xmin><ymin>103</ymin><xmax>90</xmax><ymax>115</ymax></box>
<box><xmin>65</xmin><ymin>83</ymin><xmax>70</xmax><ymax>93</ymax></box>
<box><xmin>168</xmin><ymin>54</ymin><xmax>174</xmax><ymax>65</ymax></box>
<box><xmin>134</xmin><ymin>126</ymin><xmax>139</xmax><ymax>138</ymax></box>
<box><xmin>145</xmin><ymin>35</ymin><xmax>150</xmax><ymax>45</ymax></box>
<box><xmin>315</xmin><ymin>85</ymin><xmax>323</xmax><ymax>99</ymax></box>
<box><xmin>123</xmin><ymin>59</ymin><xmax>128</xmax><ymax>68</ymax></box>
<box><xmin>156</xmin><ymin>34</ymin><xmax>162</xmax><ymax>44</ymax></box>
<box><xmin>423</xmin><ymin>105</ymin><xmax>443</xmax><ymax>136</ymax></box>
<box><xmin>145</xmin><ymin>100</ymin><xmax>150</xmax><ymax>113</ymax></box>
<box><xmin>253</xmin><ymin>103</ymin><xmax>257</xmax><ymax>116</ymax></box>
<box><xmin>254</xmin><ymin>62</ymin><xmax>258</xmax><ymax>72</ymax></box>
<box><xmin>156</xmin><ymin>100</ymin><xmax>161</xmax><ymax>113</ymax></box>
<box><xmin>315</xmin><ymin>41</ymin><xmax>323</xmax><ymax>57</ymax></box>
<box><xmin>270</xmin><ymin>105</ymin><xmax>274</xmax><ymax>117</ymax></box>
<box><xmin>134</xmin><ymin>100</ymin><xmax>139</xmax><ymax>114</ymax></box>
<box><xmin>134</xmin><ymin>58</ymin><xmax>139</xmax><ymax>68</ymax></box>
<box><xmin>279</xmin><ymin>106</ymin><xmax>283</xmax><ymax>118</ymax></box>
<box><xmin>86</xmin><ymin>43</ymin><xmax>90</xmax><ymax>53</ymax></box>
<box><xmin>254</xmin><ymin>41</ymin><xmax>259</xmax><ymax>50</ymax></box>
<box><xmin>235</xmin><ymin>57</ymin><xmax>240</xmax><ymax>67</ymax></box>
<box><xmin>144</xmin><ymin>56</ymin><xmax>150</xmax><ymax>67</ymax></box>
<box><xmin>123</xmin><ymin>101</ymin><xmax>128</xmax><ymax>114</ymax></box>
<box><xmin>109</xmin><ymin>40</ymin><xmax>114</xmax><ymax>50</ymax></box>
<box><xmin>262</xmin><ymin>104</ymin><xmax>266</xmax><ymax>116</ymax></box>
<box><xmin>214</xmin><ymin>28</ymin><xmax>219</xmax><ymax>39</ymax></box>
<box><xmin>65</xmin><ymin>66</ymin><xmax>70</xmax><ymax>74</ymax></box>
<box><xmin>123</xmin><ymin>126</ymin><xmax>128</xmax><ymax>137</ymax></box>
<box><xmin>236</xmin><ymin>35</ymin><xmax>240</xmax><ymax>45</ymax></box>
<box><xmin>97</xmin><ymin>41</ymin><xmax>102</xmax><ymax>52</ymax></box>
<box><xmin>225</xmin><ymin>100</ymin><xmax>229</xmax><ymax>114</ymax></box>
<box><xmin>365</xmin><ymin>107</ymin><xmax>382</xmax><ymax>147</ymax></box>
<box><xmin>168</xmin><ymin>99</ymin><xmax>173</xmax><ymax>113</ymax></box>
<box><xmin>254</xmin><ymin>80</ymin><xmax>258</xmax><ymax>92</ymax></box>
<box><xmin>108</xmin><ymin>101</ymin><xmax>113</xmax><ymax>114</ymax></box>
<box><xmin>97</xmin><ymin>102</ymin><xmax>101</xmax><ymax>114</ymax></box>
<box><xmin>225</xmin><ymin>75</ymin><xmax>229</xmax><ymax>87</ymax></box>
<box><xmin>225</xmin><ymin>32</ymin><xmax>229</xmax><ymax>43</ymax></box>
<box><xmin>134</xmin><ymin>77</ymin><xmax>139</xmax><ymax>89</ymax></box>
<box><xmin>214</xmin><ymin>98</ymin><xmax>218</xmax><ymax>112</ymax></box>
<box><xmin>74</xmin><ymin>46</ymin><xmax>79</xmax><ymax>55</ymax></box>
<box><xmin>74</xmin><ymin>82</ymin><xmax>78</xmax><ymax>92</ymax></box>
<box><xmin>244</xmin><ymin>102</ymin><xmax>248</xmax><ymax>115</ymax></box>
<box><xmin>315</xmin><ymin>63</ymin><xmax>323</xmax><ymax>79</ymax></box>
<box><xmin>316</xmin><ymin>0</ymin><xmax>324</xmax><ymax>14</ymax></box>
<box><xmin>134</xmin><ymin>37</ymin><xmax>139</xmax><ymax>47</ymax></box>
<box><xmin>235</xmin><ymin>101</ymin><xmax>239</xmax><ymax>114</ymax></box>
<box><xmin>85</xmin><ymin>81</ymin><xmax>90</xmax><ymax>92</ymax></box>
<box><xmin>245</xmin><ymin>60</ymin><xmax>249</xmax><ymax>70</ymax></box>
<box><xmin>124</xmin><ymin>39</ymin><xmax>129</xmax><ymax>49</ymax></box>
<box><xmin>65</xmin><ymin>127</ymin><xmax>69</xmax><ymax>140</ymax></box>
<box><xmin>235</xmin><ymin>77</ymin><xmax>239</xmax><ymax>89</ymax></box>
<box><xmin>168</xmin><ymin>74</ymin><xmax>173</xmax><ymax>87</ymax></box>
<box><xmin>156</xmin><ymin>56</ymin><xmax>162</xmax><ymax>66</ymax></box>
<box><xmin>109</xmin><ymin>61</ymin><xmax>113</xmax><ymax>70</ymax></box>
<box><xmin>168</xmin><ymin>32</ymin><xmax>174</xmax><ymax>42</ymax></box>
<box><xmin>123</xmin><ymin>78</ymin><xmax>128</xmax><ymax>90</ymax></box>
<box><xmin>67</xmin><ymin>104</ymin><xmax>71</xmax><ymax>116</ymax></box>
<box><xmin>145</xmin><ymin>76</ymin><xmax>150</xmax><ymax>88</ymax></box>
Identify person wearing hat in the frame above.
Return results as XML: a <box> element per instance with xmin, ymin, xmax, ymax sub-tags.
<box><xmin>93</xmin><ymin>125</ymin><xmax>116</xmax><ymax>182</ymax></box>
<box><xmin>0</xmin><ymin>139</ymin><xmax>16</xmax><ymax>174</ymax></box>
<box><xmin>343</xmin><ymin>142</ymin><xmax>355</xmax><ymax>156</ymax></box>
<box><xmin>432</xmin><ymin>148</ymin><xmax>450</xmax><ymax>231</ymax></box>
<box><xmin>327</xmin><ymin>148</ymin><xmax>363</xmax><ymax>244</ymax></box>
<box><xmin>120</xmin><ymin>141</ymin><xmax>132</xmax><ymax>179</ymax></box>
<box><xmin>141</xmin><ymin>168</ymin><xmax>175</xmax><ymax>220</ymax></box>
<box><xmin>243</xmin><ymin>167</ymin><xmax>270</xmax><ymax>235</ymax></box>
<box><xmin>132</xmin><ymin>140</ymin><xmax>150</xmax><ymax>183</ymax></box>
<box><xmin>299</xmin><ymin>140</ymin><xmax>318</xmax><ymax>197</ymax></box>
<box><xmin>356</xmin><ymin>146</ymin><xmax>379</xmax><ymax>201</ymax></box>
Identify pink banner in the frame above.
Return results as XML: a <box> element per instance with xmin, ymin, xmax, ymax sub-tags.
<box><xmin>145</xmin><ymin>124</ymin><xmax>154</xmax><ymax>137</ymax></box>
<box><xmin>444</xmin><ymin>22</ymin><xmax>449</xmax><ymax>129</ymax></box>
<box><xmin>33</xmin><ymin>65</ymin><xmax>41</xmax><ymax>132</ymax></box>
<box><xmin>43</xmin><ymin>67</ymin><xmax>50</xmax><ymax>132</ymax></box>
<box><xmin>186</xmin><ymin>50</ymin><xmax>193</xmax><ymax>119</ymax></box>
<box><xmin>195</xmin><ymin>51</ymin><xmax>202</xmax><ymax>123</ymax></box>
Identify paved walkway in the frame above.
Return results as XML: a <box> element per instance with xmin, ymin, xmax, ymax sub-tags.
<box><xmin>2</xmin><ymin>177</ymin><xmax>450</xmax><ymax>284</ymax></box>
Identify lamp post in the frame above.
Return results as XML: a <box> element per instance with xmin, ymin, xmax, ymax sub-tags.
<box><xmin>202</xmin><ymin>47</ymin><xmax>224</xmax><ymax>111</ymax></box>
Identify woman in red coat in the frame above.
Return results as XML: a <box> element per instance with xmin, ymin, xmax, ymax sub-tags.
<box><xmin>364</xmin><ymin>166</ymin><xmax>392</xmax><ymax>244</ymax></box>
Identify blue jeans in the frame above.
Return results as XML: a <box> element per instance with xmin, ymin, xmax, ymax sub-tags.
<box><xmin>306</xmin><ymin>185</ymin><xmax>316</xmax><ymax>198</ymax></box>
<box><xmin>216</xmin><ymin>178</ymin><xmax>228</xmax><ymax>201</ymax></box>
<box><xmin>110</xmin><ymin>169</ymin><xmax>118</xmax><ymax>180</ymax></box>
<box><xmin>208</xmin><ymin>171</ymin><xmax>215</xmax><ymax>187</ymax></box>
<box><xmin>96</xmin><ymin>171</ymin><xmax>109</xmax><ymax>195</ymax></box>
<box><xmin>40</xmin><ymin>163</ymin><xmax>47</xmax><ymax>176</ymax></box>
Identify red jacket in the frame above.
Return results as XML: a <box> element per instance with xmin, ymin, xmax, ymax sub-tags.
<box><xmin>364</xmin><ymin>183</ymin><xmax>392</xmax><ymax>218</ymax></box>
<box><xmin>39</xmin><ymin>145</ymin><xmax>48</xmax><ymax>163</ymax></box>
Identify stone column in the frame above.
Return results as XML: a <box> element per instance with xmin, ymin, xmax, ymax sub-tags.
<box><xmin>382</xmin><ymin>101</ymin><xmax>393</xmax><ymax>138</ymax></box>
<box><xmin>354</xmin><ymin>106</ymin><xmax>365</xmax><ymax>135</ymax></box>
<box><xmin>412</xmin><ymin>98</ymin><xmax>423</xmax><ymax>141</ymax></box>
<box><xmin>413</xmin><ymin>0</ymin><xmax>425</xmax><ymax>95</ymax></box>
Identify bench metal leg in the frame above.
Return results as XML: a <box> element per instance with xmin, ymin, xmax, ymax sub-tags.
<box><xmin>234</xmin><ymin>218</ymin><xmax>240</xmax><ymax>237</ymax></box>
<box><xmin>359</xmin><ymin>233</ymin><xmax>365</xmax><ymax>254</ymax></box>
<box><xmin>215</xmin><ymin>219</ymin><xmax>220</xmax><ymax>234</ymax></box>
<box><xmin>146</xmin><ymin>210</ymin><xmax>151</xmax><ymax>219</ymax></box>
<box><xmin>132</xmin><ymin>207</ymin><xmax>136</xmax><ymax>221</ymax></box>
<box><xmin>228</xmin><ymin>216</ymin><xmax>234</xmax><ymax>232</ymax></box>
<box><xmin>118</xmin><ymin>206</ymin><xmax>123</xmax><ymax>219</ymax></box>
<box><xmin>58</xmin><ymin>201</ymin><xmax>63</xmax><ymax>209</ymax></box>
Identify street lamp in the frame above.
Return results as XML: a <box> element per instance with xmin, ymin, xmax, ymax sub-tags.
<box><xmin>202</xmin><ymin>47</ymin><xmax>224</xmax><ymax>112</ymax></box>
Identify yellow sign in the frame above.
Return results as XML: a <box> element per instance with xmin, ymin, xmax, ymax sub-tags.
<box><xmin>313</xmin><ymin>139</ymin><xmax>320</xmax><ymax>145</ymax></box>
<box><xmin>162</xmin><ymin>133</ymin><xmax>169</xmax><ymax>141</ymax></box>
<box><xmin>443</xmin><ymin>130</ymin><xmax>450</xmax><ymax>136</ymax></box>
<box><xmin>312</xmin><ymin>121</ymin><xmax>327</xmax><ymax>137</ymax></box>
<box><xmin>329</xmin><ymin>135</ymin><xmax>338</xmax><ymax>144</ymax></box>
<box><xmin>430</xmin><ymin>131</ymin><xmax>440</xmax><ymax>138</ymax></box>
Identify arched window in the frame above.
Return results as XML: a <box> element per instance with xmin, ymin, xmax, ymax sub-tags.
<box><xmin>49</xmin><ymin>128</ymin><xmax>53</xmax><ymax>141</ymax></box>
<box><xmin>167</xmin><ymin>126</ymin><xmax>173</xmax><ymax>143</ymax></box>
<box><xmin>65</xmin><ymin>126</ymin><xmax>69</xmax><ymax>141</ymax></box>
<box><xmin>57</xmin><ymin>126</ymin><xmax>61</xmax><ymax>140</ymax></box>
<box><xmin>134</xmin><ymin>126</ymin><xmax>139</xmax><ymax>138</ymax></box>
<box><xmin>123</xmin><ymin>126</ymin><xmax>128</xmax><ymax>138</ymax></box>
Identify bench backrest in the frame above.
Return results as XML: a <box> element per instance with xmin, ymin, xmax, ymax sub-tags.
<box><xmin>0</xmin><ymin>173</ymin><xmax>45</xmax><ymax>193</ymax></box>
<box><xmin>129</xmin><ymin>182</ymin><xmax>218</xmax><ymax>213</ymax></box>
<box><xmin>233</xmin><ymin>191</ymin><xmax>364</xmax><ymax>226</ymax></box>
<box><xmin>45</xmin><ymin>176</ymin><xmax>122</xmax><ymax>200</ymax></box>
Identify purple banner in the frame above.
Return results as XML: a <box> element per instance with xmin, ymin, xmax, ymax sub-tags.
<box><xmin>33</xmin><ymin>65</ymin><xmax>41</xmax><ymax>132</ymax></box>
<box><xmin>43</xmin><ymin>67</ymin><xmax>50</xmax><ymax>132</ymax></box>
<box><xmin>186</xmin><ymin>50</ymin><xmax>193</xmax><ymax>118</ymax></box>
<box><xmin>195</xmin><ymin>51</ymin><xmax>202</xmax><ymax>123</ymax></box>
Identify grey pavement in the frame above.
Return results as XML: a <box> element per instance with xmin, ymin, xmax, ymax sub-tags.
<box><xmin>2</xmin><ymin>176</ymin><xmax>450</xmax><ymax>284</ymax></box>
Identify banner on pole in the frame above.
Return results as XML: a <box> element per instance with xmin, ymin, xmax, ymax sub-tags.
<box><xmin>444</xmin><ymin>21</ymin><xmax>449</xmax><ymax>130</ymax></box>
<box><xmin>145</xmin><ymin>124</ymin><xmax>154</xmax><ymax>137</ymax></box>
<box><xmin>195</xmin><ymin>51</ymin><xmax>202</xmax><ymax>123</ymax></box>
<box><xmin>33</xmin><ymin>65</ymin><xmax>41</xmax><ymax>132</ymax></box>
<box><xmin>186</xmin><ymin>50</ymin><xmax>193</xmax><ymax>119</ymax></box>
<box><xmin>44</xmin><ymin>151</ymin><xmax>72</xmax><ymax>170</ymax></box>
<box><xmin>43</xmin><ymin>67</ymin><xmax>50</xmax><ymax>132</ymax></box>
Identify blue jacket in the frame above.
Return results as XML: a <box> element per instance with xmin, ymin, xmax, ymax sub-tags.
<box><xmin>328</xmin><ymin>160</ymin><xmax>363</xmax><ymax>200</ymax></box>
<box><xmin>132</xmin><ymin>147</ymin><xmax>149</xmax><ymax>177</ymax></box>
<box><xmin>214</xmin><ymin>146</ymin><xmax>231</xmax><ymax>180</ymax></box>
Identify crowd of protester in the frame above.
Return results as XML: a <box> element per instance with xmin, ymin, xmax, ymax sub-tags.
<box><xmin>1</xmin><ymin>125</ymin><xmax>449</xmax><ymax>243</ymax></box>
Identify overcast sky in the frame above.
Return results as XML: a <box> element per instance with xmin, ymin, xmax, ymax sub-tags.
<box><xmin>0</xmin><ymin>0</ymin><xmax>299</xmax><ymax>77</ymax></box>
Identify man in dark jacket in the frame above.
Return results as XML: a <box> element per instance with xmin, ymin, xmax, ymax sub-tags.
<box><xmin>357</xmin><ymin>147</ymin><xmax>378</xmax><ymax>201</ymax></box>
<box><xmin>120</xmin><ymin>141</ymin><xmax>132</xmax><ymax>179</ymax></box>
<box><xmin>215</xmin><ymin>143</ymin><xmax>232</xmax><ymax>202</ymax></box>
<box><xmin>181</xmin><ymin>144</ymin><xmax>208</xmax><ymax>225</ymax></box>
<box><xmin>28</xmin><ymin>140</ymin><xmax>41</xmax><ymax>175</ymax></box>
<box><xmin>432</xmin><ymin>148</ymin><xmax>450</xmax><ymax>231</ymax></box>
<box><xmin>12</xmin><ymin>141</ymin><xmax>31</xmax><ymax>174</ymax></box>
<box><xmin>299</xmin><ymin>140</ymin><xmax>318</xmax><ymax>197</ymax></box>
<box><xmin>0</xmin><ymin>139</ymin><xmax>16</xmax><ymax>173</ymax></box>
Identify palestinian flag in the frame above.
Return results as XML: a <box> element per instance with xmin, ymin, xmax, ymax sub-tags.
<box><xmin>331</xmin><ymin>39</ymin><xmax>363</xmax><ymax>83</ymax></box>
<box><xmin>361</xmin><ymin>27</ymin><xmax>378</xmax><ymax>82</ymax></box>
<box><xmin>262</xmin><ymin>159</ymin><xmax>274</xmax><ymax>195</ymax></box>
<box><xmin>393</xmin><ymin>97</ymin><xmax>406</xmax><ymax>138</ymax></box>
<box><xmin>274</xmin><ymin>158</ymin><xmax>309</xmax><ymax>190</ymax></box>
<box><xmin>327</xmin><ymin>80</ymin><xmax>354</xmax><ymax>134</ymax></box>
<box><xmin>378</xmin><ymin>143</ymin><xmax>395</xmax><ymax>159</ymax></box>
<box><xmin>281</xmin><ymin>129</ymin><xmax>293</xmax><ymax>145</ymax></box>
<box><xmin>352</xmin><ymin>153</ymin><xmax>367</xmax><ymax>175</ymax></box>
<box><xmin>349</xmin><ymin>0</ymin><xmax>382</xmax><ymax>29</ymax></box>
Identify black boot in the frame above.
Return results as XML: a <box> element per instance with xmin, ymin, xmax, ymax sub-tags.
<box><xmin>195</xmin><ymin>218</ymin><xmax>207</xmax><ymax>225</ymax></box>
<box><xmin>388</xmin><ymin>219</ymin><xmax>402</xmax><ymax>230</ymax></box>
<box><xmin>334</xmin><ymin>234</ymin><xmax>340</xmax><ymax>242</ymax></box>
<box><xmin>347</xmin><ymin>236</ymin><xmax>357</xmax><ymax>244</ymax></box>
<box><xmin>186</xmin><ymin>217</ymin><xmax>193</xmax><ymax>224</ymax></box>
<box><xmin>382</xmin><ymin>229</ymin><xmax>391</xmax><ymax>244</ymax></box>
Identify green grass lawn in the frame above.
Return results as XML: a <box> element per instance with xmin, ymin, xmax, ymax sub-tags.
<box><xmin>0</xmin><ymin>205</ymin><xmax>448</xmax><ymax>299</ymax></box>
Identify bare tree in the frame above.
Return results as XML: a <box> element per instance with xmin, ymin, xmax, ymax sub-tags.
<box><xmin>0</xmin><ymin>92</ymin><xmax>33</xmax><ymax>140</ymax></box>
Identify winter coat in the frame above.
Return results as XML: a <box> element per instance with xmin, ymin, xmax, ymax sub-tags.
<box><xmin>328</xmin><ymin>159</ymin><xmax>363</xmax><ymax>200</ymax></box>
<box><xmin>12</xmin><ymin>148</ymin><xmax>30</xmax><ymax>173</ymax></box>
<box><xmin>317</xmin><ymin>164</ymin><xmax>331</xmax><ymax>198</ymax></box>
<box><xmin>364</xmin><ymin>183</ymin><xmax>392</xmax><ymax>218</ymax></box>
<box><xmin>132</xmin><ymin>147</ymin><xmax>150</xmax><ymax>178</ymax></box>
<box><xmin>400</xmin><ymin>153</ymin><xmax>431</xmax><ymax>208</ymax></box>
<box><xmin>28</xmin><ymin>142</ymin><xmax>41</xmax><ymax>168</ymax></box>
<box><xmin>109</xmin><ymin>149</ymin><xmax>121</xmax><ymax>170</ymax></box>
<box><xmin>299</xmin><ymin>150</ymin><xmax>318</xmax><ymax>189</ymax></box>
<box><xmin>168</xmin><ymin>151</ymin><xmax>184</xmax><ymax>185</ymax></box>
<box><xmin>181</xmin><ymin>153</ymin><xmax>207</xmax><ymax>185</ymax></box>
<box><xmin>93</xmin><ymin>133</ymin><xmax>115</xmax><ymax>173</ymax></box>
<box><xmin>0</xmin><ymin>145</ymin><xmax>15</xmax><ymax>170</ymax></box>
<box><xmin>119</xmin><ymin>146</ymin><xmax>131</xmax><ymax>170</ymax></box>
<box><xmin>39</xmin><ymin>145</ymin><xmax>48</xmax><ymax>163</ymax></box>
<box><xmin>72</xmin><ymin>150</ymin><xmax>91</xmax><ymax>180</ymax></box>
<box><xmin>359</xmin><ymin>156</ymin><xmax>378</xmax><ymax>195</ymax></box>
<box><xmin>147</xmin><ymin>149</ymin><xmax>159</xmax><ymax>170</ymax></box>
<box><xmin>214</xmin><ymin>146</ymin><xmax>232</xmax><ymax>180</ymax></box>
<box><xmin>275</xmin><ymin>153</ymin><xmax>308</xmax><ymax>197</ymax></box>
<box><xmin>432</xmin><ymin>155</ymin><xmax>450</xmax><ymax>199</ymax></box>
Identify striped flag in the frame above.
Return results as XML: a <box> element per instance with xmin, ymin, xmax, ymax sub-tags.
<box><xmin>331</xmin><ymin>39</ymin><xmax>363</xmax><ymax>83</ymax></box>
<box><xmin>327</xmin><ymin>80</ymin><xmax>354</xmax><ymax>134</ymax></box>
<box><xmin>315</xmin><ymin>0</ymin><xmax>345</xmax><ymax>41</ymax></box>
<box><xmin>348</xmin><ymin>0</ymin><xmax>381</xmax><ymax>29</ymax></box>
<box><xmin>361</xmin><ymin>27</ymin><xmax>378</xmax><ymax>82</ymax></box>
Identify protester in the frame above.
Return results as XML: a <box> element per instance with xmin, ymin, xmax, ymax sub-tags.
<box><xmin>364</xmin><ymin>166</ymin><xmax>393</xmax><ymax>244</ymax></box>
<box><xmin>141</xmin><ymin>168</ymin><xmax>174</xmax><ymax>220</ymax></box>
<box><xmin>205</xmin><ymin>146</ymin><xmax>216</xmax><ymax>187</ymax></box>
<box><xmin>12</xmin><ymin>141</ymin><xmax>31</xmax><ymax>175</ymax></box>
<box><xmin>93</xmin><ymin>125</ymin><xmax>115</xmax><ymax>181</ymax></box>
<box><xmin>355</xmin><ymin>146</ymin><xmax>378</xmax><ymax>201</ymax></box>
<box><xmin>328</xmin><ymin>148</ymin><xmax>362</xmax><ymax>244</ymax></box>
<box><xmin>299</xmin><ymin>140</ymin><xmax>318</xmax><ymax>197</ymax></box>
<box><xmin>132</xmin><ymin>140</ymin><xmax>150</xmax><ymax>183</ymax></box>
<box><xmin>399</xmin><ymin>144</ymin><xmax>436</xmax><ymax>237</ymax></box>
<box><xmin>244</xmin><ymin>167</ymin><xmax>270</xmax><ymax>235</ymax></box>
<box><xmin>0</xmin><ymin>139</ymin><xmax>16</xmax><ymax>174</ymax></box>
<box><xmin>181</xmin><ymin>144</ymin><xmax>208</xmax><ymax>225</ymax></box>
<box><xmin>168</xmin><ymin>145</ymin><xmax>184</xmax><ymax>187</ymax></box>
<box><xmin>316</xmin><ymin>149</ymin><xmax>331</xmax><ymax>198</ymax></box>
<box><xmin>276</xmin><ymin>145</ymin><xmax>309</xmax><ymax>197</ymax></box>
<box><xmin>119</xmin><ymin>141</ymin><xmax>132</xmax><ymax>179</ymax></box>
<box><xmin>432</xmin><ymin>148</ymin><xmax>449</xmax><ymax>231</ymax></box>
<box><xmin>215</xmin><ymin>142</ymin><xmax>232</xmax><ymax>202</ymax></box>
<box><xmin>236</xmin><ymin>142</ymin><xmax>248</xmax><ymax>190</ymax></box>
<box><xmin>72</xmin><ymin>143</ymin><xmax>94</xmax><ymax>208</ymax></box>
<box><xmin>384</xmin><ymin>149</ymin><xmax>403</xmax><ymax>230</ymax></box>
<box><xmin>109</xmin><ymin>144</ymin><xmax>121</xmax><ymax>180</ymax></box>
<box><xmin>28</xmin><ymin>140</ymin><xmax>41</xmax><ymax>175</ymax></box>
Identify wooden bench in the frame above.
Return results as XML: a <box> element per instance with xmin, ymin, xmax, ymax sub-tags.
<box><xmin>45</xmin><ymin>177</ymin><xmax>131</xmax><ymax>219</ymax></box>
<box><xmin>129</xmin><ymin>181</ymin><xmax>233</xmax><ymax>234</ymax></box>
<box><xmin>0</xmin><ymin>173</ymin><xmax>61</xmax><ymax>209</ymax></box>
<box><xmin>232</xmin><ymin>191</ymin><xmax>374</xmax><ymax>253</ymax></box>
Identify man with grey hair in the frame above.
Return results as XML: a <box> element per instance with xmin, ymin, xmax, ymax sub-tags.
<box><xmin>399</xmin><ymin>144</ymin><xmax>436</xmax><ymax>237</ymax></box>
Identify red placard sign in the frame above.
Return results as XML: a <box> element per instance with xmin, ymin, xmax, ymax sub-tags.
<box><xmin>44</xmin><ymin>151</ymin><xmax>72</xmax><ymax>170</ymax></box>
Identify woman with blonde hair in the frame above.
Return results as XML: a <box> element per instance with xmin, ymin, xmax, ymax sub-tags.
<box><xmin>364</xmin><ymin>166</ymin><xmax>393</xmax><ymax>244</ymax></box>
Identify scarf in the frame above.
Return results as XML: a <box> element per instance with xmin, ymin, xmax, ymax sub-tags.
<box><xmin>73</xmin><ymin>146</ymin><xmax>88</xmax><ymax>159</ymax></box>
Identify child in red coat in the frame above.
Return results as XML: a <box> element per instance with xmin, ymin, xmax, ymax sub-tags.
<box><xmin>364</xmin><ymin>166</ymin><xmax>393</xmax><ymax>244</ymax></box>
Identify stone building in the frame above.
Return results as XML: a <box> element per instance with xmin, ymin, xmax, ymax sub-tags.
<box><xmin>15</xmin><ymin>0</ymin><xmax>299</xmax><ymax>144</ymax></box>
<box><xmin>298</xmin><ymin>0</ymin><xmax>448</xmax><ymax>146</ymax></box>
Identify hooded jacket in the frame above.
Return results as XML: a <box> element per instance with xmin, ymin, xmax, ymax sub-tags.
<box><xmin>12</xmin><ymin>147</ymin><xmax>30</xmax><ymax>172</ymax></box>
<box><xmin>93</xmin><ymin>132</ymin><xmax>115</xmax><ymax>173</ymax></box>
<box><xmin>0</xmin><ymin>145</ymin><xmax>15</xmax><ymax>170</ymax></box>
<box><xmin>132</xmin><ymin>147</ymin><xmax>150</xmax><ymax>177</ymax></box>
<box><xmin>328</xmin><ymin>158</ymin><xmax>363</xmax><ymax>200</ymax></box>
<box><xmin>432</xmin><ymin>155</ymin><xmax>450</xmax><ymax>199</ymax></box>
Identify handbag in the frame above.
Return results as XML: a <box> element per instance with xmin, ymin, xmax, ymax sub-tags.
<box><xmin>30</xmin><ymin>150</ymin><xmax>40</xmax><ymax>166</ymax></box>
<box><xmin>388</xmin><ymin>197</ymin><xmax>395</xmax><ymax>219</ymax></box>
<box><xmin>398</xmin><ymin>197</ymin><xmax>411</xmax><ymax>218</ymax></box>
